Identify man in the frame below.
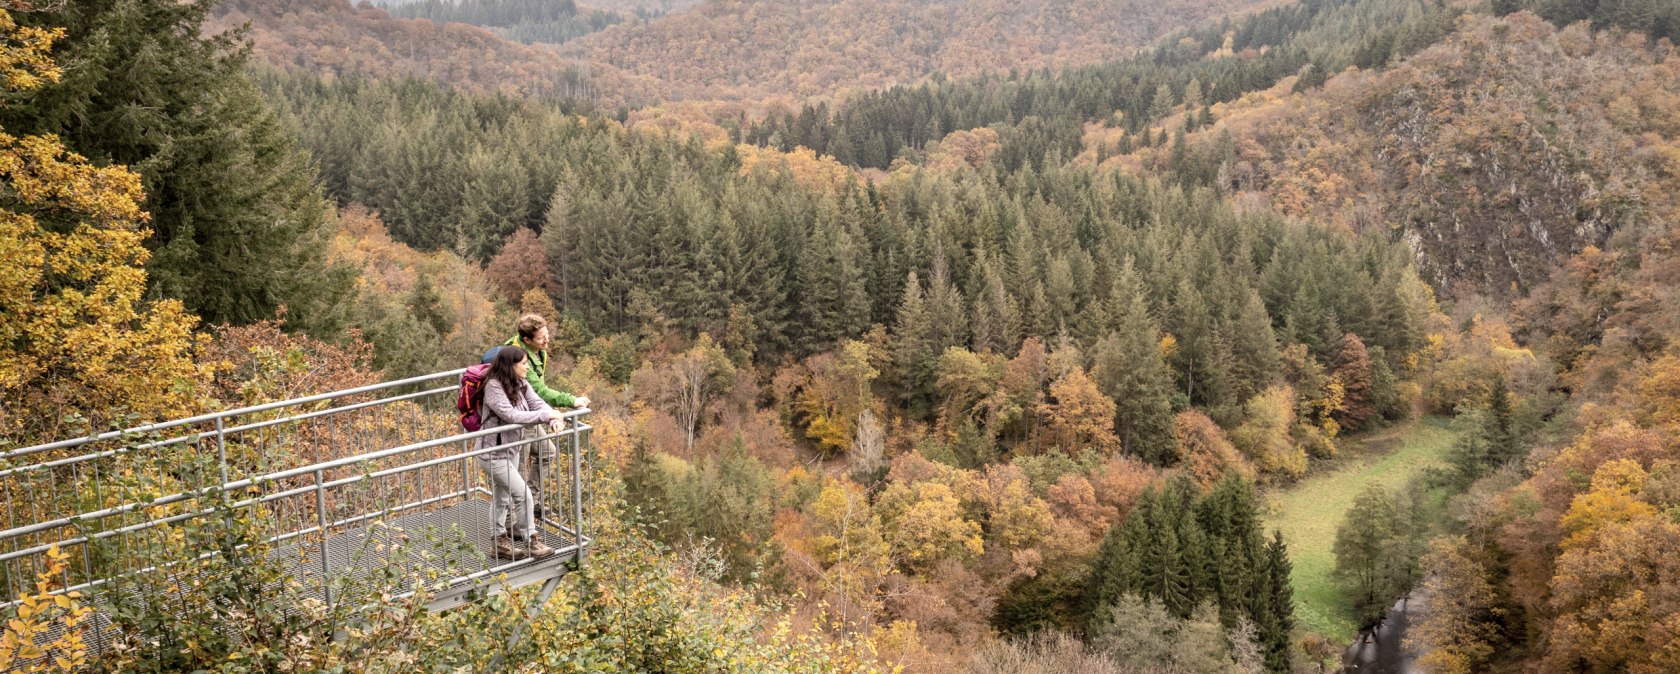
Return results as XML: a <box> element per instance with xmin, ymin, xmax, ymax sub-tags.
<box><xmin>494</xmin><ymin>314</ymin><xmax>590</xmax><ymax>519</ymax></box>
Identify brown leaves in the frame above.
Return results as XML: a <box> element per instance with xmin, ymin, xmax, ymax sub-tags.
<box><xmin>484</xmin><ymin>227</ymin><xmax>549</xmax><ymax>303</ymax></box>
<box><xmin>1173</xmin><ymin>409</ymin><xmax>1254</xmax><ymax>489</ymax></box>
<box><xmin>1035</xmin><ymin>367</ymin><xmax>1118</xmax><ymax>459</ymax></box>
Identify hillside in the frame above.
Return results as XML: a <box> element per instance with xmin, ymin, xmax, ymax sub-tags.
<box><xmin>212</xmin><ymin>0</ymin><xmax>596</xmax><ymax>100</ymax></box>
<box><xmin>1099</xmin><ymin>12</ymin><xmax>1680</xmax><ymax>298</ymax></box>
<box><xmin>383</xmin><ymin>0</ymin><xmax>626</xmax><ymax>46</ymax></box>
<box><xmin>564</xmin><ymin>0</ymin><xmax>1279</xmax><ymax>101</ymax></box>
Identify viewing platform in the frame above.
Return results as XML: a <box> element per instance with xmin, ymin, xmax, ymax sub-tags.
<box><xmin>0</xmin><ymin>369</ymin><xmax>593</xmax><ymax>657</ymax></box>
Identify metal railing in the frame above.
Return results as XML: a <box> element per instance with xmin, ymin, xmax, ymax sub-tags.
<box><xmin>0</xmin><ymin>368</ymin><xmax>592</xmax><ymax>635</ymax></box>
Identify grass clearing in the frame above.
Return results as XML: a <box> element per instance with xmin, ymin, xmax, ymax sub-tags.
<box><xmin>1261</xmin><ymin>416</ymin><xmax>1459</xmax><ymax>640</ymax></box>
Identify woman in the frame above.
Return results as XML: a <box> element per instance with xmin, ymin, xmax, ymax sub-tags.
<box><xmin>477</xmin><ymin>346</ymin><xmax>564</xmax><ymax>560</ymax></box>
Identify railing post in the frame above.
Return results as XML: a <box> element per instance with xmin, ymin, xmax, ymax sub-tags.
<box><xmin>571</xmin><ymin>415</ymin><xmax>583</xmax><ymax>562</ymax></box>
<box><xmin>215</xmin><ymin>416</ymin><xmax>229</xmax><ymax>488</ymax></box>
<box><xmin>316</xmin><ymin>468</ymin><xmax>332</xmax><ymax>612</ymax></box>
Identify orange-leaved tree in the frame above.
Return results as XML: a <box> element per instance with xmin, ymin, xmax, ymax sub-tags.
<box><xmin>0</xmin><ymin>9</ymin><xmax>201</xmax><ymax>443</ymax></box>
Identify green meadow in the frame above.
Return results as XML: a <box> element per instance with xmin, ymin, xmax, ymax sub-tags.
<box><xmin>1262</xmin><ymin>416</ymin><xmax>1459</xmax><ymax>639</ymax></box>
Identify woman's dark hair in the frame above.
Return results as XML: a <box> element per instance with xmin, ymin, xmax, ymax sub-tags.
<box><xmin>487</xmin><ymin>345</ymin><xmax>528</xmax><ymax>401</ymax></box>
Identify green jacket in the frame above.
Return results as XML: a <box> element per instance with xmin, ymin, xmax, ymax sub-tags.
<box><xmin>503</xmin><ymin>336</ymin><xmax>577</xmax><ymax>408</ymax></box>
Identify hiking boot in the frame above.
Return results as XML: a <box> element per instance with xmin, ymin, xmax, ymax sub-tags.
<box><xmin>493</xmin><ymin>535</ymin><xmax>526</xmax><ymax>560</ymax></box>
<box><xmin>526</xmin><ymin>538</ymin><xmax>556</xmax><ymax>561</ymax></box>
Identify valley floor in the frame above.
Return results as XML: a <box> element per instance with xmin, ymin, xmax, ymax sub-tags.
<box><xmin>1262</xmin><ymin>417</ymin><xmax>1458</xmax><ymax>639</ymax></box>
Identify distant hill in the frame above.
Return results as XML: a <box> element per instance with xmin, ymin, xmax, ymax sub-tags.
<box><xmin>564</xmin><ymin>0</ymin><xmax>1279</xmax><ymax>101</ymax></box>
<box><xmin>382</xmin><ymin>0</ymin><xmax>627</xmax><ymax>46</ymax></box>
<box><xmin>380</xmin><ymin>0</ymin><xmax>703</xmax><ymax>12</ymax></box>
<box><xmin>214</xmin><ymin>0</ymin><xmax>596</xmax><ymax>100</ymax></box>
<box><xmin>1105</xmin><ymin>12</ymin><xmax>1680</xmax><ymax>297</ymax></box>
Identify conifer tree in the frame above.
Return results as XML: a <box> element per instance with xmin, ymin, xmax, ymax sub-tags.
<box><xmin>0</xmin><ymin>13</ymin><xmax>201</xmax><ymax>440</ymax></box>
<box><xmin>969</xmin><ymin>255</ymin><xmax>1022</xmax><ymax>354</ymax></box>
<box><xmin>925</xmin><ymin>254</ymin><xmax>969</xmax><ymax>357</ymax></box>
<box><xmin>1092</xmin><ymin>265</ymin><xmax>1177</xmax><ymax>464</ymax></box>
<box><xmin>1169</xmin><ymin>276</ymin><xmax>1218</xmax><ymax>404</ymax></box>
<box><xmin>1149</xmin><ymin>504</ymin><xmax>1194</xmax><ymax>619</ymax></box>
<box><xmin>5</xmin><ymin>0</ymin><xmax>352</xmax><ymax>330</ymax></box>
<box><xmin>793</xmin><ymin>216</ymin><xmax>870</xmax><ymax>354</ymax></box>
<box><xmin>1485</xmin><ymin>374</ymin><xmax>1517</xmax><ymax>466</ymax></box>
<box><xmin>1261</xmin><ymin>530</ymin><xmax>1296</xmax><ymax>671</ymax></box>
<box><xmin>1229</xmin><ymin>289</ymin><xmax>1282</xmax><ymax>403</ymax></box>
<box><xmin>1368</xmin><ymin>345</ymin><xmax>1405</xmax><ymax>422</ymax></box>
<box><xmin>893</xmin><ymin>271</ymin><xmax>936</xmax><ymax>414</ymax></box>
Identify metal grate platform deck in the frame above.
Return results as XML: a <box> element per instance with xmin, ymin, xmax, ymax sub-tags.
<box><xmin>271</xmin><ymin>496</ymin><xmax>587</xmax><ymax>613</ymax></box>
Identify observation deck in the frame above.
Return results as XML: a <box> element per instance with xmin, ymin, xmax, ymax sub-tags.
<box><xmin>0</xmin><ymin>369</ymin><xmax>592</xmax><ymax>660</ymax></box>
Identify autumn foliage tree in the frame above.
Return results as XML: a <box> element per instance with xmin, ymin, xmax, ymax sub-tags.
<box><xmin>792</xmin><ymin>340</ymin><xmax>881</xmax><ymax>456</ymax></box>
<box><xmin>1230</xmin><ymin>385</ymin><xmax>1307</xmax><ymax>480</ymax></box>
<box><xmin>1037</xmin><ymin>368</ymin><xmax>1119</xmax><ymax>459</ymax></box>
<box><xmin>1408</xmin><ymin>537</ymin><xmax>1500</xmax><ymax>674</ymax></box>
<box><xmin>1332</xmin><ymin>332</ymin><xmax>1376</xmax><ymax>432</ymax></box>
<box><xmin>1173</xmin><ymin>410</ymin><xmax>1255</xmax><ymax>489</ymax></box>
<box><xmin>8</xmin><ymin>0</ymin><xmax>353</xmax><ymax>331</ymax></box>
<box><xmin>485</xmin><ymin>227</ymin><xmax>549</xmax><ymax>302</ymax></box>
<box><xmin>633</xmin><ymin>334</ymin><xmax>737</xmax><ymax>453</ymax></box>
<box><xmin>0</xmin><ymin>11</ymin><xmax>202</xmax><ymax>442</ymax></box>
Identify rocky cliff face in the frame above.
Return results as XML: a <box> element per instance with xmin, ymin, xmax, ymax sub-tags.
<box><xmin>1179</xmin><ymin>13</ymin><xmax>1679</xmax><ymax>298</ymax></box>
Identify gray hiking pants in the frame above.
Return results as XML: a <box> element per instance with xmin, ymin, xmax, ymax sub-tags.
<box><xmin>479</xmin><ymin>456</ymin><xmax>533</xmax><ymax>540</ymax></box>
<box><xmin>520</xmin><ymin>436</ymin><xmax>558</xmax><ymax>516</ymax></box>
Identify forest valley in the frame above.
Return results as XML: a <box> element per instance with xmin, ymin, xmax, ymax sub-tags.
<box><xmin>2</xmin><ymin>0</ymin><xmax>1679</xmax><ymax>672</ymax></box>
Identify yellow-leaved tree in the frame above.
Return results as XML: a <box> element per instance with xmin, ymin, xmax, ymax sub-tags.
<box><xmin>0</xmin><ymin>9</ymin><xmax>201</xmax><ymax>443</ymax></box>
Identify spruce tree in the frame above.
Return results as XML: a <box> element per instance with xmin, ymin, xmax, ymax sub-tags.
<box><xmin>1368</xmin><ymin>346</ymin><xmax>1405</xmax><ymax>422</ymax></box>
<box><xmin>1230</xmin><ymin>289</ymin><xmax>1282</xmax><ymax>403</ymax></box>
<box><xmin>1169</xmin><ymin>276</ymin><xmax>1218</xmax><ymax>404</ymax></box>
<box><xmin>792</xmin><ymin>216</ymin><xmax>870</xmax><ymax>354</ymax></box>
<box><xmin>925</xmin><ymin>254</ymin><xmax>969</xmax><ymax>357</ymax></box>
<box><xmin>1092</xmin><ymin>264</ymin><xmax>1177</xmax><ymax>464</ymax></box>
<box><xmin>1486</xmin><ymin>374</ymin><xmax>1517</xmax><ymax>466</ymax></box>
<box><xmin>5</xmin><ymin>0</ymin><xmax>352</xmax><ymax>330</ymax></box>
<box><xmin>1262</xmin><ymin>530</ymin><xmax>1296</xmax><ymax>671</ymax></box>
<box><xmin>1153</xmin><ymin>512</ymin><xmax>1193</xmax><ymax>619</ymax></box>
<box><xmin>893</xmin><ymin>271</ymin><xmax>936</xmax><ymax>415</ymax></box>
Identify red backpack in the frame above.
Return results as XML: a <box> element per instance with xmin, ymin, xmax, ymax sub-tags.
<box><xmin>457</xmin><ymin>363</ymin><xmax>493</xmax><ymax>431</ymax></box>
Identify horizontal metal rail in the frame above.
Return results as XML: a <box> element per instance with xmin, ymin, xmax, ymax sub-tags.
<box><xmin>0</xmin><ymin>367</ymin><xmax>595</xmax><ymax>631</ymax></box>
<box><xmin>0</xmin><ymin>368</ymin><xmax>468</xmax><ymax>462</ymax></box>
<box><xmin>0</xmin><ymin>412</ymin><xmax>591</xmax><ymax>546</ymax></box>
<box><xmin>0</xmin><ymin>420</ymin><xmax>592</xmax><ymax>562</ymax></box>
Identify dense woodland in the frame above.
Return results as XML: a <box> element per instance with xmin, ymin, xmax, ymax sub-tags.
<box><xmin>3</xmin><ymin>0</ymin><xmax>1679</xmax><ymax>672</ymax></box>
<box><xmin>560</xmin><ymin>0</ymin><xmax>1274</xmax><ymax>101</ymax></box>
<box><xmin>737</xmin><ymin>0</ymin><xmax>1463</xmax><ymax>169</ymax></box>
<box><xmin>383</xmin><ymin>0</ymin><xmax>627</xmax><ymax>45</ymax></box>
<box><xmin>211</xmin><ymin>0</ymin><xmax>599</xmax><ymax>100</ymax></box>
<box><xmin>1098</xmin><ymin>12</ymin><xmax>1680</xmax><ymax>298</ymax></box>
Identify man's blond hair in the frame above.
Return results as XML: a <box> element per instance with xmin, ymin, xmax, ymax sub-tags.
<box><xmin>517</xmin><ymin>314</ymin><xmax>548</xmax><ymax>342</ymax></box>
